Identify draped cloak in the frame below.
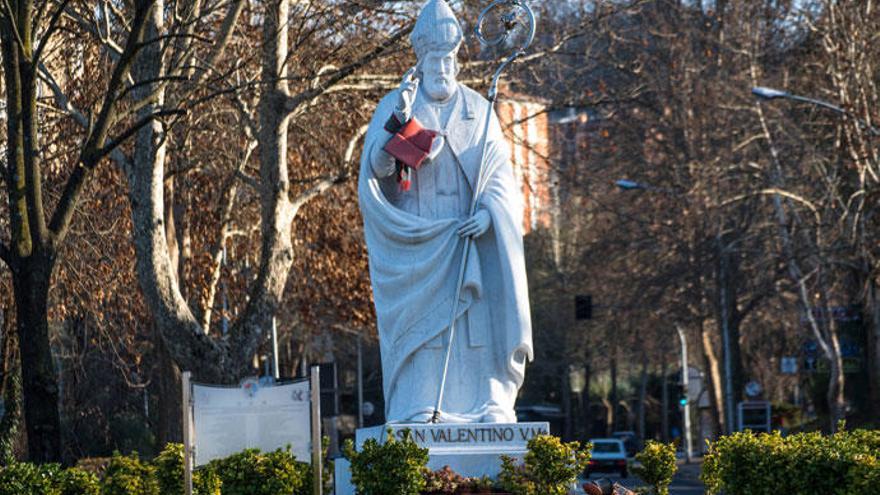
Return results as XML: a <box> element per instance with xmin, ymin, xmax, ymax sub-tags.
<box><xmin>358</xmin><ymin>83</ymin><xmax>533</xmax><ymax>421</ymax></box>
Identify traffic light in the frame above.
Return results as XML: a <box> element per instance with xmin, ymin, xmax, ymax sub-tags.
<box><xmin>678</xmin><ymin>385</ymin><xmax>688</xmax><ymax>407</ymax></box>
<box><xmin>575</xmin><ymin>295</ymin><xmax>593</xmax><ymax>320</ymax></box>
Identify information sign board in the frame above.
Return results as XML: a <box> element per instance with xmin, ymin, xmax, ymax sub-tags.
<box><xmin>191</xmin><ymin>379</ymin><xmax>312</xmax><ymax>466</ymax></box>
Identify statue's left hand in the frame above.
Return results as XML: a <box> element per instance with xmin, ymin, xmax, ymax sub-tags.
<box><xmin>458</xmin><ymin>210</ymin><xmax>491</xmax><ymax>238</ymax></box>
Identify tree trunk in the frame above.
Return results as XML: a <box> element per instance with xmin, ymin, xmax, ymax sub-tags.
<box><xmin>12</xmin><ymin>255</ymin><xmax>61</xmax><ymax>462</ymax></box>
<box><xmin>126</xmin><ymin>0</ymin><xmax>231</xmax><ymax>382</ymax></box>
<box><xmin>868</xmin><ymin>280</ymin><xmax>880</xmax><ymax>413</ymax></box>
<box><xmin>661</xmin><ymin>358</ymin><xmax>669</xmax><ymax>442</ymax></box>
<box><xmin>701</xmin><ymin>323</ymin><xmax>724</xmax><ymax>436</ymax></box>
<box><xmin>154</xmin><ymin>333</ymin><xmax>182</xmax><ymax>446</ymax></box>
<box><xmin>609</xmin><ymin>344</ymin><xmax>618</xmax><ymax>435</ymax></box>
<box><xmin>562</xmin><ymin>368</ymin><xmax>572</xmax><ymax>441</ymax></box>
<box><xmin>637</xmin><ymin>351</ymin><xmax>648</xmax><ymax>442</ymax></box>
<box><xmin>826</xmin><ymin>318</ymin><xmax>846</xmax><ymax>432</ymax></box>
<box><xmin>581</xmin><ymin>361</ymin><xmax>591</xmax><ymax>438</ymax></box>
<box><xmin>2</xmin><ymin>3</ymin><xmax>62</xmax><ymax>461</ymax></box>
<box><xmin>0</xmin><ymin>305</ymin><xmax>23</xmax><ymax>463</ymax></box>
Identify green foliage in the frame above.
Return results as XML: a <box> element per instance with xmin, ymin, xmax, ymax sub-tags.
<box><xmin>633</xmin><ymin>441</ymin><xmax>676</xmax><ymax>495</ymax></box>
<box><xmin>100</xmin><ymin>452</ymin><xmax>159</xmax><ymax>495</ymax></box>
<box><xmin>153</xmin><ymin>443</ymin><xmax>220</xmax><ymax>495</ymax></box>
<box><xmin>701</xmin><ymin>428</ymin><xmax>880</xmax><ymax>495</ymax></box>
<box><xmin>0</xmin><ymin>462</ymin><xmax>62</xmax><ymax>495</ymax></box>
<box><xmin>56</xmin><ymin>467</ymin><xmax>101</xmax><ymax>495</ymax></box>
<box><xmin>498</xmin><ymin>434</ymin><xmax>590</xmax><ymax>495</ymax></box>
<box><xmin>207</xmin><ymin>447</ymin><xmax>307</xmax><ymax>495</ymax></box>
<box><xmin>0</xmin><ymin>443</ymin><xmax>315</xmax><ymax>495</ymax></box>
<box><xmin>0</xmin><ymin>462</ymin><xmax>99</xmax><ymax>495</ymax></box>
<box><xmin>343</xmin><ymin>429</ymin><xmax>429</xmax><ymax>495</ymax></box>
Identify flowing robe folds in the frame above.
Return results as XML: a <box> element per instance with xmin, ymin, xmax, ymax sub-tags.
<box><xmin>358</xmin><ymin>84</ymin><xmax>533</xmax><ymax>423</ymax></box>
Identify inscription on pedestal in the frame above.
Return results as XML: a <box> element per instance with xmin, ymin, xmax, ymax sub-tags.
<box><xmin>357</xmin><ymin>422</ymin><xmax>550</xmax><ymax>451</ymax></box>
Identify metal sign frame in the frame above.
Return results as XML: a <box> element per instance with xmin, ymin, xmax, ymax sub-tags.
<box><xmin>182</xmin><ymin>367</ymin><xmax>323</xmax><ymax>495</ymax></box>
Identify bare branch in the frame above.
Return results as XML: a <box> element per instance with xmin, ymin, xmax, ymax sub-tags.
<box><xmin>719</xmin><ymin>188</ymin><xmax>820</xmax><ymax>222</ymax></box>
<box><xmin>200</xmin><ymin>139</ymin><xmax>258</xmax><ymax>333</ymax></box>
<box><xmin>236</xmin><ymin>170</ymin><xmax>260</xmax><ymax>191</ymax></box>
<box><xmin>284</xmin><ymin>26</ymin><xmax>412</xmax><ymax>115</ymax></box>
<box><xmin>32</xmin><ymin>0</ymin><xmax>72</xmax><ymax>64</ymax></box>
<box><xmin>47</xmin><ymin>0</ymin><xmax>156</xmax><ymax>245</ymax></box>
<box><xmin>192</xmin><ymin>0</ymin><xmax>245</xmax><ymax>85</ymax></box>
<box><xmin>290</xmin><ymin>125</ymin><xmax>368</xmax><ymax>212</ymax></box>
<box><xmin>0</xmin><ymin>0</ymin><xmax>26</xmax><ymax>51</ymax></box>
<box><xmin>62</xmin><ymin>4</ymin><xmax>124</xmax><ymax>60</ymax></box>
<box><xmin>94</xmin><ymin>109</ymin><xmax>185</xmax><ymax>161</ymax></box>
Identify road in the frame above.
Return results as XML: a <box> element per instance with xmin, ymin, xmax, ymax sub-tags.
<box><xmin>577</xmin><ymin>459</ymin><xmax>705</xmax><ymax>495</ymax></box>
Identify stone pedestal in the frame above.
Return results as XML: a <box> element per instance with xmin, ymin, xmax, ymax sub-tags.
<box><xmin>334</xmin><ymin>422</ymin><xmax>549</xmax><ymax>495</ymax></box>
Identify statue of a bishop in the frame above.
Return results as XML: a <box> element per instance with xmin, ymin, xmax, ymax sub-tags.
<box><xmin>358</xmin><ymin>0</ymin><xmax>532</xmax><ymax>424</ymax></box>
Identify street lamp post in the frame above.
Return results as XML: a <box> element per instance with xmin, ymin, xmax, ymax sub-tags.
<box><xmin>752</xmin><ymin>86</ymin><xmax>880</xmax><ymax>136</ymax></box>
<box><xmin>676</xmin><ymin>325</ymin><xmax>693</xmax><ymax>464</ymax></box>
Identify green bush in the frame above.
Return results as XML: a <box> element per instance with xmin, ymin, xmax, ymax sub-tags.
<box><xmin>633</xmin><ymin>441</ymin><xmax>676</xmax><ymax>495</ymax></box>
<box><xmin>498</xmin><ymin>435</ymin><xmax>590</xmax><ymax>495</ymax></box>
<box><xmin>0</xmin><ymin>462</ymin><xmax>100</xmax><ymax>495</ymax></box>
<box><xmin>343</xmin><ymin>429</ymin><xmax>429</xmax><ymax>495</ymax></box>
<box><xmin>207</xmin><ymin>447</ymin><xmax>308</xmax><ymax>495</ymax></box>
<box><xmin>100</xmin><ymin>452</ymin><xmax>159</xmax><ymax>495</ymax></box>
<box><xmin>57</xmin><ymin>467</ymin><xmax>101</xmax><ymax>495</ymax></box>
<box><xmin>0</xmin><ymin>462</ymin><xmax>61</xmax><ymax>495</ymax></box>
<box><xmin>154</xmin><ymin>443</ymin><xmax>221</xmax><ymax>495</ymax></box>
<box><xmin>701</xmin><ymin>428</ymin><xmax>880</xmax><ymax>495</ymax></box>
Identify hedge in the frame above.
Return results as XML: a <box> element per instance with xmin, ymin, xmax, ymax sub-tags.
<box><xmin>0</xmin><ymin>443</ymin><xmax>312</xmax><ymax>495</ymax></box>
<box><xmin>701</xmin><ymin>428</ymin><xmax>880</xmax><ymax>495</ymax></box>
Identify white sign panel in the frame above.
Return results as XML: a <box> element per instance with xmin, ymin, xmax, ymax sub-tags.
<box><xmin>192</xmin><ymin>380</ymin><xmax>311</xmax><ymax>466</ymax></box>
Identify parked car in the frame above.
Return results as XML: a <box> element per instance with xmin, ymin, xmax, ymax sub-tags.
<box><xmin>587</xmin><ymin>438</ymin><xmax>629</xmax><ymax>478</ymax></box>
<box><xmin>611</xmin><ymin>430</ymin><xmax>640</xmax><ymax>457</ymax></box>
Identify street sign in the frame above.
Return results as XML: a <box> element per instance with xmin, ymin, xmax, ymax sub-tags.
<box><xmin>575</xmin><ymin>295</ymin><xmax>592</xmax><ymax>320</ymax></box>
<box><xmin>745</xmin><ymin>381</ymin><xmax>762</xmax><ymax>398</ymax></box>
<box><xmin>737</xmin><ymin>401</ymin><xmax>771</xmax><ymax>433</ymax></box>
<box><xmin>781</xmin><ymin>357</ymin><xmax>798</xmax><ymax>374</ymax></box>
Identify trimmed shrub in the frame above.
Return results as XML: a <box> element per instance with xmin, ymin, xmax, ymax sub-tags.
<box><xmin>498</xmin><ymin>435</ymin><xmax>590</xmax><ymax>495</ymax></box>
<box><xmin>207</xmin><ymin>447</ymin><xmax>308</xmax><ymax>495</ymax></box>
<box><xmin>57</xmin><ymin>467</ymin><xmax>101</xmax><ymax>495</ymax></box>
<box><xmin>154</xmin><ymin>443</ymin><xmax>221</xmax><ymax>495</ymax></box>
<box><xmin>100</xmin><ymin>452</ymin><xmax>159</xmax><ymax>495</ymax></box>
<box><xmin>343</xmin><ymin>429</ymin><xmax>429</xmax><ymax>495</ymax></box>
<box><xmin>632</xmin><ymin>441</ymin><xmax>676</xmax><ymax>495</ymax></box>
<box><xmin>701</xmin><ymin>428</ymin><xmax>880</xmax><ymax>495</ymax></box>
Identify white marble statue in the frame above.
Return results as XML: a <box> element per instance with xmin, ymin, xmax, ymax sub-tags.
<box><xmin>358</xmin><ymin>0</ymin><xmax>532</xmax><ymax>424</ymax></box>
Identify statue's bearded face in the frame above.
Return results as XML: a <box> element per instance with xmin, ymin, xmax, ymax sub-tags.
<box><xmin>421</xmin><ymin>49</ymin><xmax>458</xmax><ymax>102</ymax></box>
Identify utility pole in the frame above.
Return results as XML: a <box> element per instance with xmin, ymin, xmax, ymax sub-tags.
<box><xmin>718</xmin><ymin>232</ymin><xmax>735</xmax><ymax>434</ymax></box>
<box><xmin>271</xmin><ymin>317</ymin><xmax>280</xmax><ymax>380</ymax></box>
<box><xmin>357</xmin><ymin>334</ymin><xmax>364</xmax><ymax>428</ymax></box>
<box><xmin>676</xmin><ymin>325</ymin><xmax>693</xmax><ymax>463</ymax></box>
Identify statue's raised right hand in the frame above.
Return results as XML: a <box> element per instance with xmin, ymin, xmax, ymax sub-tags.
<box><xmin>394</xmin><ymin>66</ymin><xmax>419</xmax><ymax>123</ymax></box>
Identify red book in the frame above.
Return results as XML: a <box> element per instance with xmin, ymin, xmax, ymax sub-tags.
<box><xmin>384</xmin><ymin>117</ymin><xmax>437</xmax><ymax>170</ymax></box>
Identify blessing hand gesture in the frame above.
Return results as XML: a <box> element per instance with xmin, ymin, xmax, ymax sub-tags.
<box><xmin>394</xmin><ymin>66</ymin><xmax>419</xmax><ymax>123</ymax></box>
